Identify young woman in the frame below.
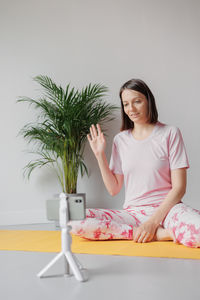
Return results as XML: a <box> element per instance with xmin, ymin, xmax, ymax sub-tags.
<box><xmin>70</xmin><ymin>79</ymin><xmax>200</xmax><ymax>248</ymax></box>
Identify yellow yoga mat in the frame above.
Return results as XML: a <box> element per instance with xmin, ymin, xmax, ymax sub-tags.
<box><xmin>0</xmin><ymin>230</ymin><xmax>200</xmax><ymax>260</ymax></box>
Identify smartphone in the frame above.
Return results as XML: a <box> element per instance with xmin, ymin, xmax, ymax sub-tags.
<box><xmin>67</xmin><ymin>194</ymin><xmax>86</xmax><ymax>221</ymax></box>
<box><xmin>46</xmin><ymin>193</ymin><xmax>86</xmax><ymax>221</ymax></box>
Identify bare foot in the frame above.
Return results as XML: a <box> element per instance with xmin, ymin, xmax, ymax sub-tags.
<box><xmin>155</xmin><ymin>226</ymin><xmax>175</xmax><ymax>242</ymax></box>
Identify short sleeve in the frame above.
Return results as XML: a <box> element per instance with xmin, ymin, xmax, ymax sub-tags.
<box><xmin>168</xmin><ymin>127</ymin><xmax>190</xmax><ymax>170</ymax></box>
<box><xmin>109</xmin><ymin>138</ymin><xmax>123</xmax><ymax>174</ymax></box>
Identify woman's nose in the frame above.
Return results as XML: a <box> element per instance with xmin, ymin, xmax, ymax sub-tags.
<box><xmin>129</xmin><ymin>104</ymin><xmax>137</xmax><ymax>112</ymax></box>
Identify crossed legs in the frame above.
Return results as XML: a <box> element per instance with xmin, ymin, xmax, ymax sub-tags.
<box><xmin>69</xmin><ymin>206</ymin><xmax>175</xmax><ymax>242</ymax></box>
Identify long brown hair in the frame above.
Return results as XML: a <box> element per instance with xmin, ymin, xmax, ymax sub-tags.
<box><xmin>119</xmin><ymin>79</ymin><xmax>158</xmax><ymax>131</ymax></box>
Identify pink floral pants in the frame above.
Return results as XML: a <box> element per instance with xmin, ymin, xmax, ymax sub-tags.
<box><xmin>69</xmin><ymin>202</ymin><xmax>200</xmax><ymax>248</ymax></box>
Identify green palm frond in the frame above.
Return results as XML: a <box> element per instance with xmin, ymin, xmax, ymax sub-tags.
<box><xmin>23</xmin><ymin>150</ymin><xmax>57</xmax><ymax>180</ymax></box>
<box><xmin>17</xmin><ymin>75</ymin><xmax>119</xmax><ymax>193</ymax></box>
<box><xmin>34</xmin><ymin>75</ymin><xmax>65</xmax><ymax>106</ymax></box>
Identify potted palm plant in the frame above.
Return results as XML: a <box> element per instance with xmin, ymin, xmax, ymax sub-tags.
<box><xmin>17</xmin><ymin>75</ymin><xmax>117</xmax><ymax>224</ymax></box>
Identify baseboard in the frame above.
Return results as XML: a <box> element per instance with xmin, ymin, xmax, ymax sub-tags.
<box><xmin>0</xmin><ymin>210</ymin><xmax>51</xmax><ymax>226</ymax></box>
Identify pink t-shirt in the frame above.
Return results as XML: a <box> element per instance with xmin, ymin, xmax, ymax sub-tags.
<box><xmin>109</xmin><ymin>121</ymin><xmax>190</xmax><ymax>209</ymax></box>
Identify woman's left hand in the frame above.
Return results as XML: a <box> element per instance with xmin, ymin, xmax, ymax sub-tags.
<box><xmin>133</xmin><ymin>220</ymin><xmax>158</xmax><ymax>243</ymax></box>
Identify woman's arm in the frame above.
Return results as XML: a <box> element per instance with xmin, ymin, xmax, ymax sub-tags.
<box><xmin>133</xmin><ymin>168</ymin><xmax>187</xmax><ymax>243</ymax></box>
<box><xmin>149</xmin><ymin>167</ymin><xmax>187</xmax><ymax>226</ymax></box>
<box><xmin>95</xmin><ymin>152</ymin><xmax>124</xmax><ymax>196</ymax></box>
<box><xmin>87</xmin><ymin>124</ymin><xmax>124</xmax><ymax>196</ymax></box>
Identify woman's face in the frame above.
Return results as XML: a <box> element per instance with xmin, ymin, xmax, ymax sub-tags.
<box><xmin>121</xmin><ymin>89</ymin><xmax>149</xmax><ymax>124</ymax></box>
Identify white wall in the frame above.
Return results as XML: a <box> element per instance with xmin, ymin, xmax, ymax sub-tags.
<box><xmin>0</xmin><ymin>0</ymin><xmax>200</xmax><ymax>225</ymax></box>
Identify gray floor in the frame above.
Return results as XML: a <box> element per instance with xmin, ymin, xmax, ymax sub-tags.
<box><xmin>0</xmin><ymin>223</ymin><xmax>200</xmax><ymax>300</ymax></box>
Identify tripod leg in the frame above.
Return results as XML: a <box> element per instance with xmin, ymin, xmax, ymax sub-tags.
<box><xmin>37</xmin><ymin>252</ymin><xmax>63</xmax><ymax>278</ymax></box>
<box><xmin>65</xmin><ymin>252</ymin><xmax>86</xmax><ymax>282</ymax></box>
<box><xmin>71</xmin><ymin>253</ymin><xmax>84</xmax><ymax>270</ymax></box>
<box><xmin>64</xmin><ymin>255</ymin><xmax>70</xmax><ymax>276</ymax></box>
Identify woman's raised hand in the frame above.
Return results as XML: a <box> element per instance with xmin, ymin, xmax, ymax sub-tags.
<box><xmin>87</xmin><ymin>124</ymin><xmax>106</xmax><ymax>157</ymax></box>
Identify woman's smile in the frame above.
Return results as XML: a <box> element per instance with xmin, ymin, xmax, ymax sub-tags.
<box><xmin>130</xmin><ymin>113</ymin><xmax>140</xmax><ymax>117</ymax></box>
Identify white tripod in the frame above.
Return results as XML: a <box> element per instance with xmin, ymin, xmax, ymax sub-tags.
<box><xmin>37</xmin><ymin>193</ymin><xmax>88</xmax><ymax>282</ymax></box>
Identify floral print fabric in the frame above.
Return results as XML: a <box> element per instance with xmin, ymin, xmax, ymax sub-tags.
<box><xmin>69</xmin><ymin>202</ymin><xmax>200</xmax><ymax>248</ymax></box>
